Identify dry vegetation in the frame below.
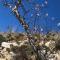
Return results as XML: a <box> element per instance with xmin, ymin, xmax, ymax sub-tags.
<box><xmin>0</xmin><ymin>32</ymin><xmax>60</xmax><ymax>60</ymax></box>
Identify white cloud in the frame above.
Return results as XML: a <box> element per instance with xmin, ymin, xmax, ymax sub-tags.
<box><xmin>37</xmin><ymin>13</ymin><xmax>40</xmax><ymax>16</ymax></box>
<box><xmin>45</xmin><ymin>13</ymin><xmax>48</xmax><ymax>16</ymax></box>
<box><xmin>41</xmin><ymin>28</ymin><xmax>43</xmax><ymax>31</ymax></box>
<box><xmin>44</xmin><ymin>0</ymin><xmax>48</xmax><ymax>5</ymax></box>
<box><xmin>57</xmin><ymin>22</ymin><xmax>60</xmax><ymax>26</ymax></box>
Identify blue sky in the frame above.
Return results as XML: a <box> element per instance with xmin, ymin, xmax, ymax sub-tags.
<box><xmin>0</xmin><ymin>0</ymin><xmax>60</xmax><ymax>32</ymax></box>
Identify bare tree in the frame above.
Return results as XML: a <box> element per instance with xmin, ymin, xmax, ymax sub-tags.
<box><xmin>1</xmin><ymin>0</ymin><xmax>49</xmax><ymax>60</ymax></box>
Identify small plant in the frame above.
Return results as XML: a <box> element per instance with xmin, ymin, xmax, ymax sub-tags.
<box><xmin>0</xmin><ymin>35</ymin><xmax>6</xmax><ymax>45</ymax></box>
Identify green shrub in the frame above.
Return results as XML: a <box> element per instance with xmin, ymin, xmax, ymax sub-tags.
<box><xmin>0</xmin><ymin>35</ymin><xmax>6</xmax><ymax>45</ymax></box>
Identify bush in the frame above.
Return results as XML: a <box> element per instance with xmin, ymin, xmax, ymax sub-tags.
<box><xmin>0</xmin><ymin>35</ymin><xmax>6</xmax><ymax>45</ymax></box>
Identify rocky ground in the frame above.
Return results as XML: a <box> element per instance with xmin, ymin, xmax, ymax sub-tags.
<box><xmin>0</xmin><ymin>32</ymin><xmax>60</xmax><ymax>60</ymax></box>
